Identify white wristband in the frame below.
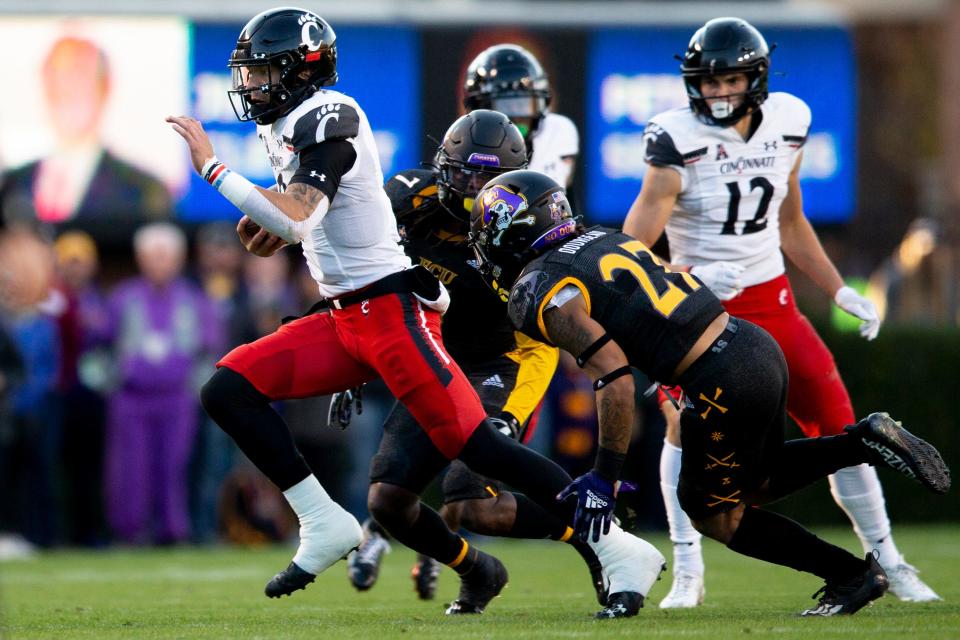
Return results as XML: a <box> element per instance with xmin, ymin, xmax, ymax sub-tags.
<box><xmin>200</xmin><ymin>156</ymin><xmax>255</xmax><ymax>208</ymax></box>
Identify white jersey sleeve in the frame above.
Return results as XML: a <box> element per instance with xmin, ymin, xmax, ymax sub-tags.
<box><xmin>647</xmin><ymin>93</ymin><xmax>811</xmax><ymax>287</ymax></box>
<box><xmin>528</xmin><ymin>112</ymin><xmax>579</xmax><ymax>187</ymax></box>
<box><xmin>259</xmin><ymin>89</ymin><xmax>411</xmax><ymax>298</ymax></box>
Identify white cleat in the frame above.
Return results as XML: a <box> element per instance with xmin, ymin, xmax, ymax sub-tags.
<box><xmin>588</xmin><ymin>523</ymin><xmax>666</xmax><ymax>599</ymax></box>
<box><xmin>659</xmin><ymin>572</ymin><xmax>705</xmax><ymax>608</ymax></box>
<box><xmin>885</xmin><ymin>561</ymin><xmax>941</xmax><ymax>602</ymax></box>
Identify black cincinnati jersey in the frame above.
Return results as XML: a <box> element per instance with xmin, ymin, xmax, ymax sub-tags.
<box><xmin>507</xmin><ymin>226</ymin><xmax>725</xmax><ymax>383</ymax></box>
<box><xmin>385</xmin><ymin>168</ymin><xmax>515</xmax><ymax>364</ymax></box>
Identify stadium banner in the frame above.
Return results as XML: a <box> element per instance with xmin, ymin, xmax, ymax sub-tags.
<box><xmin>586</xmin><ymin>25</ymin><xmax>856</xmax><ymax>225</ymax></box>
<box><xmin>184</xmin><ymin>22</ymin><xmax>420</xmax><ymax>220</ymax></box>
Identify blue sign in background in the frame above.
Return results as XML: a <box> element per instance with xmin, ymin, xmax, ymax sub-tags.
<box><xmin>586</xmin><ymin>26</ymin><xmax>856</xmax><ymax>225</ymax></box>
<box><xmin>181</xmin><ymin>23</ymin><xmax>420</xmax><ymax>220</ymax></box>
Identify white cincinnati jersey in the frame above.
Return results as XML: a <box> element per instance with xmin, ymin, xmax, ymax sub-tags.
<box><xmin>529</xmin><ymin>112</ymin><xmax>579</xmax><ymax>187</ymax></box>
<box><xmin>258</xmin><ymin>89</ymin><xmax>411</xmax><ymax>298</ymax></box>
<box><xmin>643</xmin><ymin>92</ymin><xmax>811</xmax><ymax>287</ymax></box>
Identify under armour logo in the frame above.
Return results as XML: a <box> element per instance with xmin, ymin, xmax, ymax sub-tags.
<box><xmin>309</xmin><ymin>170</ymin><xmax>326</xmax><ymax>181</ymax></box>
<box><xmin>716</xmin><ymin>144</ymin><xmax>729</xmax><ymax>161</ymax></box>
<box><xmin>764</xmin><ymin>140</ymin><xmax>778</xmax><ymax>151</ymax></box>
<box><xmin>585</xmin><ymin>490</ymin><xmax>608</xmax><ymax>509</ymax></box>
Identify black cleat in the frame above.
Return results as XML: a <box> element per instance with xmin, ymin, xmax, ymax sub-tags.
<box><xmin>847</xmin><ymin>412</ymin><xmax>951</xmax><ymax>494</ymax></box>
<box><xmin>445</xmin><ymin>551</ymin><xmax>508</xmax><ymax>615</ymax></box>
<box><xmin>570</xmin><ymin>539</ymin><xmax>608</xmax><ymax>605</ymax></box>
<box><xmin>265</xmin><ymin>561</ymin><xmax>316</xmax><ymax>598</ymax></box>
<box><xmin>411</xmin><ymin>553</ymin><xmax>441</xmax><ymax>600</ymax></box>
<box><xmin>801</xmin><ymin>553</ymin><xmax>888</xmax><ymax>617</ymax></box>
<box><xmin>595</xmin><ymin>591</ymin><xmax>644</xmax><ymax>619</ymax></box>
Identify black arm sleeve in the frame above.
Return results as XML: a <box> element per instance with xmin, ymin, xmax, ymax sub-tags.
<box><xmin>289</xmin><ymin>139</ymin><xmax>357</xmax><ymax>201</ymax></box>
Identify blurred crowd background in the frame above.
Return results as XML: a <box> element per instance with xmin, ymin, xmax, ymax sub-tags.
<box><xmin>1</xmin><ymin>0</ymin><xmax>958</xmax><ymax>557</ymax></box>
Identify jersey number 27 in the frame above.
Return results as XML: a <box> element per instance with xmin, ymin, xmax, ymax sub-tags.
<box><xmin>598</xmin><ymin>240</ymin><xmax>700</xmax><ymax>318</ymax></box>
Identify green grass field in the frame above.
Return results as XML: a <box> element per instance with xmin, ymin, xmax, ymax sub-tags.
<box><xmin>2</xmin><ymin>524</ymin><xmax>958</xmax><ymax>639</ymax></box>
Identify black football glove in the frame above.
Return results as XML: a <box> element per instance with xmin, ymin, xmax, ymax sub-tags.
<box><xmin>327</xmin><ymin>384</ymin><xmax>364</xmax><ymax>430</ymax></box>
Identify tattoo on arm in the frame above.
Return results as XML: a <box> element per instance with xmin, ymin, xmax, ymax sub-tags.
<box><xmin>285</xmin><ymin>183</ymin><xmax>326</xmax><ymax>219</ymax></box>
<box><xmin>543</xmin><ymin>305</ymin><xmax>596</xmax><ymax>356</ymax></box>
<box><xmin>596</xmin><ymin>391</ymin><xmax>634</xmax><ymax>454</ymax></box>
<box><xmin>545</xmin><ymin>302</ymin><xmax>635</xmax><ymax>455</ymax></box>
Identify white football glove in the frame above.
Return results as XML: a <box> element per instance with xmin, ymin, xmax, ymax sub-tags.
<box><xmin>834</xmin><ymin>286</ymin><xmax>881</xmax><ymax>341</ymax></box>
<box><xmin>690</xmin><ymin>261</ymin><xmax>745</xmax><ymax>301</ymax></box>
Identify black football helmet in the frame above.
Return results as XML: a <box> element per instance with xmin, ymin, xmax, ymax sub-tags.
<box><xmin>469</xmin><ymin>170</ymin><xmax>578</xmax><ymax>287</ymax></box>
<box><xmin>436</xmin><ymin>109</ymin><xmax>528</xmax><ymax>222</ymax></box>
<box><xmin>227</xmin><ymin>7</ymin><xmax>338</xmax><ymax>125</ymax></box>
<box><xmin>463</xmin><ymin>44</ymin><xmax>551</xmax><ymax>139</ymax></box>
<box><xmin>680</xmin><ymin>17</ymin><xmax>771</xmax><ymax>127</ymax></box>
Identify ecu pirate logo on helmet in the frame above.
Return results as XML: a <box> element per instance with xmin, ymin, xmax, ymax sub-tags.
<box><xmin>480</xmin><ymin>186</ymin><xmax>536</xmax><ymax>247</ymax></box>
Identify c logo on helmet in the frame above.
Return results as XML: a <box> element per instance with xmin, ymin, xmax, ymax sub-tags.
<box><xmin>300</xmin><ymin>15</ymin><xmax>324</xmax><ymax>51</ymax></box>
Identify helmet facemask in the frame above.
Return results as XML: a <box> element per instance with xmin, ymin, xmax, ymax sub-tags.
<box><xmin>437</xmin><ymin>151</ymin><xmax>522</xmax><ymax>222</ymax></box>
<box><xmin>683</xmin><ymin>64</ymin><xmax>768</xmax><ymax>127</ymax></box>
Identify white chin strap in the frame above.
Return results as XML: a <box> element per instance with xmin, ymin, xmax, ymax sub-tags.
<box><xmin>710</xmin><ymin>100</ymin><xmax>735</xmax><ymax>120</ymax></box>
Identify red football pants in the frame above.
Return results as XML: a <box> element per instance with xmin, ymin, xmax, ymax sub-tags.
<box><xmin>722</xmin><ymin>274</ymin><xmax>855</xmax><ymax>437</ymax></box>
<box><xmin>218</xmin><ymin>293</ymin><xmax>487</xmax><ymax>459</ymax></box>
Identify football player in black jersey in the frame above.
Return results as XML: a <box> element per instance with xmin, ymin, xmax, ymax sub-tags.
<box><xmin>468</xmin><ymin>169</ymin><xmax>951</xmax><ymax>617</ymax></box>
<box><xmin>347</xmin><ymin>110</ymin><xmax>624</xmax><ymax>610</ymax></box>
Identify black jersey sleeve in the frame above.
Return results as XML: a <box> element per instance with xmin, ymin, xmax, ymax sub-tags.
<box><xmin>384</xmin><ymin>169</ymin><xmax>441</xmax><ymax>238</ymax></box>
<box><xmin>289</xmin><ymin>139</ymin><xmax>357</xmax><ymax>200</ymax></box>
<box><xmin>288</xmin><ymin>102</ymin><xmax>362</xmax><ymax>153</ymax></box>
<box><xmin>642</xmin><ymin>121</ymin><xmax>684</xmax><ymax>168</ymax></box>
<box><xmin>507</xmin><ymin>269</ymin><xmax>553</xmax><ymax>344</ymax></box>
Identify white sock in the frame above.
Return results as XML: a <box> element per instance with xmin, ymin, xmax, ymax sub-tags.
<box><xmin>829</xmin><ymin>464</ymin><xmax>902</xmax><ymax>568</ymax></box>
<box><xmin>283</xmin><ymin>474</ymin><xmax>359</xmax><ymax>574</ymax></box>
<box><xmin>660</xmin><ymin>440</ymin><xmax>704</xmax><ymax>576</ymax></box>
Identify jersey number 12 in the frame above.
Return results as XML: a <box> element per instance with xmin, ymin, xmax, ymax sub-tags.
<box><xmin>721</xmin><ymin>177</ymin><xmax>773</xmax><ymax>235</ymax></box>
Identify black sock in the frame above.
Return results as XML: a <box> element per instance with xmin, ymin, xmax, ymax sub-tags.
<box><xmin>766</xmin><ymin>435</ymin><xmax>867</xmax><ymax>500</ymax></box>
<box><xmin>507</xmin><ymin>493</ymin><xmax>571</xmax><ymax>540</ymax></box>
<box><xmin>377</xmin><ymin>499</ymin><xmax>468</xmax><ymax>568</ymax></box>
<box><xmin>727</xmin><ymin>507</ymin><xmax>865</xmax><ymax>583</ymax></box>
<box><xmin>458</xmin><ymin>420</ymin><xmax>575</xmax><ymax>523</ymax></box>
<box><xmin>200</xmin><ymin>367</ymin><xmax>310</xmax><ymax>490</ymax></box>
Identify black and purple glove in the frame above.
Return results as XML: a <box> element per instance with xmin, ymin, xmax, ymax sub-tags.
<box><xmin>557</xmin><ymin>470</ymin><xmax>634</xmax><ymax>542</ymax></box>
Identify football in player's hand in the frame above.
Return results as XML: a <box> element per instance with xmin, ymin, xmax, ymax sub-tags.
<box><xmin>241</xmin><ymin>216</ymin><xmax>262</xmax><ymax>236</ymax></box>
